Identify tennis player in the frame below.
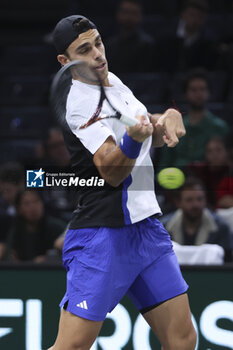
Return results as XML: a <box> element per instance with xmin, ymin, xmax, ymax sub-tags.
<box><xmin>49</xmin><ymin>15</ymin><xmax>196</xmax><ymax>350</ymax></box>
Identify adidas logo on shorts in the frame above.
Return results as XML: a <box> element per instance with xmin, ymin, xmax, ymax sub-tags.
<box><xmin>76</xmin><ymin>300</ymin><xmax>88</xmax><ymax>310</ymax></box>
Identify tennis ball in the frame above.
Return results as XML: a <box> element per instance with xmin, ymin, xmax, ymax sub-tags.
<box><xmin>157</xmin><ymin>167</ymin><xmax>185</xmax><ymax>189</ymax></box>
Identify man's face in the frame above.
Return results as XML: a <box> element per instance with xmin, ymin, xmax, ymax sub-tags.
<box><xmin>18</xmin><ymin>191</ymin><xmax>44</xmax><ymax>223</ymax></box>
<box><xmin>186</xmin><ymin>78</ymin><xmax>209</xmax><ymax>110</ymax></box>
<box><xmin>47</xmin><ymin>130</ymin><xmax>70</xmax><ymax>167</ymax></box>
<box><xmin>63</xmin><ymin>29</ymin><xmax>108</xmax><ymax>84</ymax></box>
<box><xmin>117</xmin><ymin>1</ymin><xmax>142</xmax><ymax>31</ymax></box>
<box><xmin>179</xmin><ymin>185</ymin><xmax>206</xmax><ymax>221</ymax></box>
<box><xmin>205</xmin><ymin>139</ymin><xmax>228</xmax><ymax>167</ymax></box>
<box><xmin>0</xmin><ymin>182</ymin><xmax>20</xmax><ymax>205</ymax></box>
<box><xmin>182</xmin><ymin>7</ymin><xmax>205</xmax><ymax>34</ymax></box>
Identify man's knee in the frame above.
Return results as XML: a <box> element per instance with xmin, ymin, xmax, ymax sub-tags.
<box><xmin>164</xmin><ymin>324</ymin><xmax>197</xmax><ymax>350</ymax></box>
<box><xmin>183</xmin><ymin>325</ymin><xmax>197</xmax><ymax>350</ymax></box>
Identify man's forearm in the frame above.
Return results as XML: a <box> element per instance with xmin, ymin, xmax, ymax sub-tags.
<box><xmin>94</xmin><ymin>116</ymin><xmax>153</xmax><ymax>187</ymax></box>
<box><xmin>96</xmin><ymin>144</ymin><xmax>136</xmax><ymax>187</ymax></box>
<box><xmin>93</xmin><ymin>137</ymin><xmax>137</xmax><ymax>187</ymax></box>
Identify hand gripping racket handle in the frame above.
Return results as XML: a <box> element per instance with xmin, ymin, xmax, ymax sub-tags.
<box><xmin>119</xmin><ymin>114</ymin><xmax>138</xmax><ymax>127</ymax></box>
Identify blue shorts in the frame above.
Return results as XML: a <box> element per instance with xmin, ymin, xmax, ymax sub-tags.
<box><xmin>60</xmin><ymin>217</ymin><xmax>188</xmax><ymax>321</ymax></box>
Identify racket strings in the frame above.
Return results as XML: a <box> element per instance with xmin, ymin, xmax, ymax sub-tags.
<box><xmin>80</xmin><ymin>85</ymin><xmax>124</xmax><ymax>130</ymax></box>
<box><xmin>51</xmin><ymin>60</ymin><xmax>124</xmax><ymax>130</ymax></box>
<box><xmin>79</xmin><ymin>85</ymin><xmax>106</xmax><ymax>129</ymax></box>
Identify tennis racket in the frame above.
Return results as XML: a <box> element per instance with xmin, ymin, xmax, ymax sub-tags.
<box><xmin>50</xmin><ymin>59</ymin><xmax>138</xmax><ymax>129</ymax></box>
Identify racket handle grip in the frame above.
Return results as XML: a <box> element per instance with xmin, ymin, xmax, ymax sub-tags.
<box><xmin>120</xmin><ymin>114</ymin><xmax>138</xmax><ymax>127</ymax></box>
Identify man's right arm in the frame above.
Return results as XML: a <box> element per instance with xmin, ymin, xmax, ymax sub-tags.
<box><xmin>93</xmin><ymin>116</ymin><xmax>153</xmax><ymax>187</ymax></box>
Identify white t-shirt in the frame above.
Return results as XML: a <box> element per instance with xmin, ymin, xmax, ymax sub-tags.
<box><xmin>64</xmin><ymin>72</ymin><xmax>161</xmax><ymax>228</ymax></box>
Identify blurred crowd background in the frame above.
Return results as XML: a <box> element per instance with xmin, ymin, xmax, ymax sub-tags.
<box><xmin>1</xmin><ymin>0</ymin><xmax>233</xmax><ymax>264</ymax></box>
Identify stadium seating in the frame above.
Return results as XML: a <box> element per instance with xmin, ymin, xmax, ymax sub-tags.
<box><xmin>0</xmin><ymin>138</ymin><xmax>38</xmax><ymax>164</ymax></box>
<box><xmin>0</xmin><ymin>75</ymin><xmax>51</xmax><ymax>106</ymax></box>
<box><xmin>0</xmin><ymin>106</ymin><xmax>52</xmax><ymax>136</ymax></box>
<box><xmin>0</xmin><ymin>0</ymin><xmax>233</xmax><ymax>166</ymax></box>
<box><xmin>0</xmin><ymin>45</ymin><xmax>57</xmax><ymax>75</ymax></box>
<box><xmin>170</xmin><ymin>71</ymin><xmax>228</xmax><ymax>103</ymax></box>
<box><xmin>119</xmin><ymin>72</ymin><xmax>170</xmax><ymax>105</ymax></box>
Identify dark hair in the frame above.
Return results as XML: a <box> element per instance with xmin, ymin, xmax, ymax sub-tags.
<box><xmin>183</xmin><ymin>0</ymin><xmax>208</xmax><ymax>13</ymax></box>
<box><xmin>180</xmin><ymin>176</ymin><xmax>205</xmax><ymax>193</ymax></box>
<box><xmin>72</xmin><ymin>18</ymin><xmax>94</xmax><ymax>34</ymax></box>
<box><xmin>0</xmin><ymin>162</ymin><xmax>24</xmax><ymax>185</ymax></box>
<box><xmin>206</xmin><ymin>136</ymin><xmax>226</xmax><ymax>148</ymax></box>
<box><xmin>15</xmin><ymin>190</ymin><xmax>43</xmax><ymax>209</ymax></box>
<box><xmin>184</xmin><ymin>68</ymin><xmax>209</xmax><ymax>92</ymax></box>
<box><xmin>64</xmin><ymin>49</ymin><xmax>70</xmax><ymax>58</ymax></box>
<box><xmin>46</xmin><ymin>126</ymin><xmax>62</xmax><ymax>141</ymax></box>
<box><xmin>118</xmin><ymin>0</ymin><xmax>142</xmax><ymax>9</ymax></box>
<box><xmin>11</xmin><ymin>191</ymin><xmax>47</xmax><ymax>260</ymax></box>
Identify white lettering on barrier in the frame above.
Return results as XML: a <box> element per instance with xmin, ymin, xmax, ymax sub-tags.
<box><xmin>26</xmin><ymin>300</ymin><xmax>42</xmax><ymax>350</ymax></box>
<box><xmin>0</xmin><ymin>299</ymin><xmax>233</xmax><ymax>349</ymax></box>
<box><xmin>0</xmin><ymin>299</ymin><xmax>42</xmax><ymax>350</ymax></box>
<box><xmin>91</xmin><ymin>304</ymin><xmax>132</xmax><ymax>350</ymax></box>
<box><xmin>133</xmin><ymin>314</ymin><xmax>151</xmax><ymax>350</ymax></box>
<box><xmin>0</xmin><ymin>299</ymin><xmax>23</xmax><ymax>317</ymax></box>
<box><xmin>0</xmin><ymin>299</ymin><xmax>23</xmax><ymax>338</ymax></box>
<box><xmin>200</xmin><ymin>300</ymin><xmax>233</xmax><ymax>349</ymax></box>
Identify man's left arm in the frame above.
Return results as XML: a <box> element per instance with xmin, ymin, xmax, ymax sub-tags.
<box><xmin>148</xmin><ymin>108</ymin><xmax>186</xmax><ymax>148</ymax></box>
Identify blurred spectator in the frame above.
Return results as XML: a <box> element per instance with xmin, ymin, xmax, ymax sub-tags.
<box><xmin>225</xmin><ymin>128</ymin><xmax>233</xmax><ymax>167</ymax></box>
<box><xmin>105</xmin><ymin>0</ymin><xmax>156</xmax><ymax>74</ymax></box>
<box><xmin>6</xmin><ymin>190</ymin><xmax>66</xmax><ymax>262</ymax></box>
<box><xmin>156</xmin><ymin>0</ymin><xmax>218</xmax><ymax>72</ymax></box>
<box><xmin>0</xmin><ymin>215</ymin><xmax>12</xmax><ymax>260</ymax></box>
<box><xmin>0</xmin><ymin>242</ymin><xmax>6</xmax><ymax>260</ymax></box>
<box><xmin>0</xmin><ymin>162</ymin><xmax>25</xmax><ymax>217</ymax></box>
<box><xmin>36</xmin><ymin>127</ymin><xmax>70</xmax><ymax>168</ymax></box>
<box><xmin>33</xmin><ymin>127</ymin><xmax>75</xmax><ymax>221</ymax></box>
<box><xmin>214</xmin><ymin>0</ymin><xmax>233</xmax><ymax>74</ymax></box>
<box><xmin>159</xmin><ymin>69</ymin><xmax>228</xmax><ymax>168</ymax></box>
<box><xmin>161</xmin><ymin>177</ymin><xmax>233</xmax><ymax>262</ymax></box>
<box><xmin>215</xmin><ymin>129</ymin><xmax>233</xmax><ymax>208</ymax></box>
<box><xmin>0</xmin><ymin>162</ymin><xmax>25</xmax><ymax>253</ymax></box>
<box><xmin>158</xmin><ymin>136</ymin><xmax>230</xmax><ymax>215</ymax></box>
<box><xmin>54</xmin><ymin>230</ymin><xmax>67</xmax><ymax>252</ymax></box>
<box><xmin>186</xmin><ymin>136</ymin><xmax>229</xmax><ymax>208</ymax></box>
<box><xmin>215</xmin><ymin>146</ymin><xmax>233</xmax><ymax>209</ymax></box>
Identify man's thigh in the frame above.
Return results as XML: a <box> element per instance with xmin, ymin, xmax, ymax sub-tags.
<box><xmin>143</xmin><ymin>293</ymin><xmax>195</xmax><ymax>349</ymax></box>
<box><xmin>52</xmin><ymin>309</ymin><xmax>103</xmax><ymax>350</ymax></box>
<box><xmin>127</xmin><ymin>250</ymin><xmax>188</xmax><ymax>312</ymax></box>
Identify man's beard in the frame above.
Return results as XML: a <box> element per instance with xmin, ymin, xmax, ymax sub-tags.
<box><xmin>184</xmin><ymin>210</ymin><xmax>202</xmax><ymax>222</ymax></box>
<box><xmin>189</xmin><ymin>102</ymin><xmax>205</xmax><ymax>112</ymax></box>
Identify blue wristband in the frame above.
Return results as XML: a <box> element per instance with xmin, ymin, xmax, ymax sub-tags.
<box><xmin>119</xmin><ymin>132</ymin><xmax>142</xmax><ymax>159</ymax></box>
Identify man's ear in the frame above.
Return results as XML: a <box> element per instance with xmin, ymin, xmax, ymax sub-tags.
<box><xmin>57</xmin><ymin>54</ymin><xmax>70</xmax><ymax>66</ymax></box>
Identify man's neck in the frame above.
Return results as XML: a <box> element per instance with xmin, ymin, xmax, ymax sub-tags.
<box><xmin>188</xmin><ymin>109</ymin><xmax>205</xmax><ymax>125</ymax></box>
<box><xmin>185</xmin><ymin>28</ymin><xmax>200</xmax><ymax>39</ymax></box>
<box><xmin>120</xmin><ymin>28</ymin><xmax>138</xmax><ymax>39</ymax></box>
<box><xmin>75</xmin><ymin>76</ymin><xmax>111</xmax><ymax>87</ymax></box>
<box><xmin>183</xmin><ymin>215</ymin><xmax>201</xmax><ymax>236</ymax></box>
<box><xmin>26</xmin><ymin>221</ymin><xmax>39</xmax><ymax>232</ymax></box>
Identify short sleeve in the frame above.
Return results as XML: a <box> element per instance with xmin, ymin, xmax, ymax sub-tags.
<box><xmin>69</xmin><ymin>117</ymin><xmax>116</xmax><ymax>154</ymax></box>
<box><xmin>65</xmin><ymin>79</ymin><xmax>116</xmax><ymax>154</ymax></box>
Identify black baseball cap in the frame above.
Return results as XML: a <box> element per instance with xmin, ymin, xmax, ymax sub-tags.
<box><xmin>52</xmin><ymin>15</ymin><xmax>97</xmax><ymax>54</ymax></box>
